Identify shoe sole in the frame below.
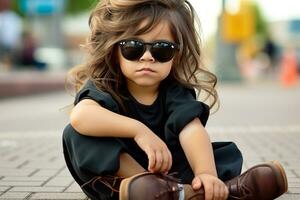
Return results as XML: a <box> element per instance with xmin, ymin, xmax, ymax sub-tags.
<box><xmin>270</xmin><ymin>160</ymin><xmax>288</xmax><ymax>194</ymax></box>
<box><xmin>119</xmin><ymin>172</ymin><xmax>152</xmax><ymax>200</ymax></box>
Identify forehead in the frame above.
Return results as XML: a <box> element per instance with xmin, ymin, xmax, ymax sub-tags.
<box><xmin>136</xmin><ymin>19</ymin><xmax>175</xmax><ymax>41</ymax></box>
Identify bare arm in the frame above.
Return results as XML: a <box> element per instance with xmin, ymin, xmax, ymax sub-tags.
<box><xmin>179</xmin><ymin>118</ymin><xmax>228</xmax><ymax>200</ymax></box>
<box><xmin>179</xmin><ymin>117</ymin><xmax>217</xmax><ymax>177</ymax></box>
<box><xmin>70</xmin><ymin>99</ymin><xmax>142</xmax><ymax>138</ymax></box>
<box><xmin>70</xmin><ymin>99</ymin><xmax>173</xmax><ymax>173</ymax></box>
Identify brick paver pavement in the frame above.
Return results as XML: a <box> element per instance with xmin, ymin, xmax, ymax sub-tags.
<box><xmin>0</xmin><ymin>82</ymin><xmax>299</xmax><ymax>199</ymax></box>
<box><xmin>0</xmin><ymin>126</ymin><xmax>300</xmax><ymax>199</ymax></box>
<box><xmin>0</xmin><ymin>130</ymin><xmax>87</xmax><ymax>200</ymax></box>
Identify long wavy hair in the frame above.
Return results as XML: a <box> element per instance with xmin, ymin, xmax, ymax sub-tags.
<box><xmin>66</xmin><ymin>0</ymin><xmax>219</xmax><ymax>112</ymax></box>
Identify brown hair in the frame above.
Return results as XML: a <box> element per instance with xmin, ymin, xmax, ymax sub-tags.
<box><xmin>66</xmin><ymin>0</ymin><xmax>219</xmax><ymax>112</ymax></box>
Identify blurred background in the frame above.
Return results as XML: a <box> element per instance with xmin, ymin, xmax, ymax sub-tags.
<box><xmin>0</xmin><ymin>0</ymin><xmax>299</xmax><ymax>94</ymax></box>
<box><xmin>0</xmin><ymin>0</ymin><xmax>299</xmax><ymax>127</ymax></box>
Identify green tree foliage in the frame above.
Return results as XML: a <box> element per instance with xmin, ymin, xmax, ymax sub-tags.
<box><xmin>251</xmin><ymin>3</ymin><xmax>267</xmax><ymax>38</ymax></box>
<box><xmin>11</xmin><ymin>0</ymin><xmax>23</xmax><ymax>16</ymax></box>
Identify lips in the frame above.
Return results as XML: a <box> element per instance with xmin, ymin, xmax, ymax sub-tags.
<box><xmin>137</xmin><ymin>68</ymin><xmax>155</xmax><ymax>72</ymax></box>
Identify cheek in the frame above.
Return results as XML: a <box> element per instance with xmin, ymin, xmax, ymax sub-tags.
<box><xmin>165</xmin><ymin>60</ymin><xmax>174</xmax><ymax>72</ymax></box>
<box><xmin>160</xmin><ymin>62</ymin><xmax>173</xmax><ymax>77</ymax></box>
<box><xmin>119</xmin><ymin>58</ymin><xmax>135</xmax><ymax>78</ymax></box>
<box><xmin>119</xmin><ymin>62</ymin><xmax>129</xmax><ymax>76</ymax></box>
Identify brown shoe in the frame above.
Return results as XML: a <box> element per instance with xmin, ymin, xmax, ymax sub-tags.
<box><xmin>183</xmin><ymin>184</ymin><xmax>205</xmax><ymax>200</ymax></box>
<box><xmin>226</xmin><ymin>160</ymin><xmax>288</xmax><ymax>200</ymax></box>
<box><xmin>119</xmin><ymin>172</ymin><xmax>205</xmax><ymax>200</ymax></box>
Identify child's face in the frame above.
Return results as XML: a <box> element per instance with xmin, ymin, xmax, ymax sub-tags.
<box><xmin>117</xmin><ymin>20</ymin><xmax>175</xmax><ymax>90</ymax></box>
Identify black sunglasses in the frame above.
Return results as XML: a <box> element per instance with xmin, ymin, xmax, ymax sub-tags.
<box><xmin>118</xmin><ymin>39</ymin><xmax>179</xmax><ymax>63</ymax></box>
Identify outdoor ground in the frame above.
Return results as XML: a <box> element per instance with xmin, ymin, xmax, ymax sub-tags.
<box><xmin>0</xmin><ymin>81</ymin><xmax>299</xmax><ymax>199</ymax></box>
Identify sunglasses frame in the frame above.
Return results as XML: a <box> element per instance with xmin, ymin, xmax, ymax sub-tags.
<box><xmin>118</xmin><ymin>39</ymin><xmax>179</xmax><ymax>63</ymax></box>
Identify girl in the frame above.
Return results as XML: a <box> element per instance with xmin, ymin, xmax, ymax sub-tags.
<box><xmin>62</xmin><ymin>0</ymin><xmax>287</xmax><ymax>200</ymax></box>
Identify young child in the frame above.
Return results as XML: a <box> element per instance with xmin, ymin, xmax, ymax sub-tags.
<box><xmin>62</xmin><ymin>0</ymin><xmax>288</xmax><ymax>199</ymax></box>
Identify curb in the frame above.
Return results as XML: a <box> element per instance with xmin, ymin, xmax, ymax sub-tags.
<box><xmin>0</xmin><ymin>71</ymin><xmax>66</xmax><ymax>98</ymax></box>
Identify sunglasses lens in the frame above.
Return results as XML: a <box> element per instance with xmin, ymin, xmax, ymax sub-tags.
<box><xmin>151</xmin><ymin>42</ymin><xmax>176</xmax><ymax>62</ymax></box>
<box><xmin>120</xmin><ymin>40</ymin><xmax>144</xmax><ymax>61</ymax></box>
<box><xmin>119</xmin><ymin>40</ymin><xmax>177</xmax><ymax>62</ymax></box>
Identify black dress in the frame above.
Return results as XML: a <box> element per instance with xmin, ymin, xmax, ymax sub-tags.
<box><xmin>62</xmin><ymin>80</ymin><xmax>243</xmax><ymax>200</ymax></box>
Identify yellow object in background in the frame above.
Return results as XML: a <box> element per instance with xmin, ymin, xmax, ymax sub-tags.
<box><xmin>221</xmin><ymin>0</ymin><xmax>255</xmax><ymax>43</ymax></box>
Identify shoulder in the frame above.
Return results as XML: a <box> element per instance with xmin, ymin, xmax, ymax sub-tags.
<box><xmin>164</xmin><ymin>81</ymin><xmax>197</xmax><ymax>100</ymax></box>
<box><xmin>163</xmin><ymin>81</ymin><xmax>210</xmax><ymax>115</ymax></box>
<box><xmin>163</xmin><ymin>81</ymin><xmax>210</xmax><ymax>126</ymax></box>
<box><xmin>74</xmin><ymin>80</ymin><xmax>119</xmax><ymax>112</ymax></box>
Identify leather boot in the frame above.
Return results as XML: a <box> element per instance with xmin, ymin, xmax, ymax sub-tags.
<box><xmin>183</xmin><ymin>184</ymin><xmax>205</xmax><ymax>200</ymax></box>
<box><xmin>225</xmin><ymin>160</ymin><xmax>288</xmax><ymax>200</ymax></box>
<box><xmin>119</xmin><ymin>172</ymin><xmax>206</xmax><ymax>200</ymax></box>
<box><xmin>119</xmin><ymin>161</ymin><xmax>288</xmax><ymax>200</ymax></box>
<box><xmin>119</xmin><ymin>172</ymin><xmax>181</xmax><ymax>200</ymax></box>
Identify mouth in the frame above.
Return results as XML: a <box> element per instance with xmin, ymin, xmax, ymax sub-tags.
<box><xmin>137</xmin><ymin>68</ymin><xmax>155</xmax><ymax>72</ymax></box>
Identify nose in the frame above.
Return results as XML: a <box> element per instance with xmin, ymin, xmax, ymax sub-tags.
<box><xmin>139</xmin><ymin>48</ymin><xmax>155</xmax><ymax>62</ymax></box>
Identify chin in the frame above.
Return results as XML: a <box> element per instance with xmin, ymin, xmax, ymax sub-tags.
<box><xmin>134</xmin><ymin>80</ymin><xmax>161</xmax><ymax>87</ymax></box>
<box><xmin>137</xmin><ymin>82</ymin><xmax>159</xmax><ymax>87</ymax></box>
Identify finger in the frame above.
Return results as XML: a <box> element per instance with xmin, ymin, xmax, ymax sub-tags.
<box><xmin>160</xmin><ymin>150</ymin><xmax>170</xmax><ymax>173</ymax></box>
<box><xmin>223</xmin><ymin>185</ymin><xmax>229</xmax><ymax>200</ymax></box>
<box><xmin>214</xmin><ymin>183</ymin><xmax>222</xmax><ymax>200</ymax></box>
<box><xmin>216</xmin><ymin>182</ymin><xmax>228</xmax><ymax>200</ymax></box>
<box><xmin>147</xmin><ymin>149</ymin><xmax>155</xmax><ymax>172</ymax></box>
<box><xmin>192</xmin><ymin>176</ymin><xmax>202</xmax><ymax>190</ymax></box>
<box><xmin>203</xmin><ymin>182</ymin><xmax>214</xmax><ymax>200</ymax></box>
<box><xmin>167</xmin><ymin>150</ymin><xmax>172</xmax><ymax>172</ymax></box>
<box><xmin>219</xmin><ymin>184</ymin><xmax>227</xmax><ymax>200</ymax></box>
<box><xmin>153</xmin><ymin>150</ymin><xmax>163</xmax><ymax>172</ymax></box>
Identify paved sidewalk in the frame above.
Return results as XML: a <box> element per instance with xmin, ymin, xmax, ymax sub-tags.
<box><xmin>0</xmin><ymin>126</ymin><xmax>300</xmax><ymax>199</ymax></box>
<box><xmin>0</xmin><ymin>81</ymin><xmax>299</xmax><ymax>199</ymax></box>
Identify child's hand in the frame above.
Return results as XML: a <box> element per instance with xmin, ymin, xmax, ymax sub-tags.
<box><xmin>192</xmin><ymin>174</ymin><xmax>229</xmax><ymax>200</ymax></box>
<box><xmin>134</xmin><ymin>126</ymin><xmax>172</xmax><ymax>174</ymax></box>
